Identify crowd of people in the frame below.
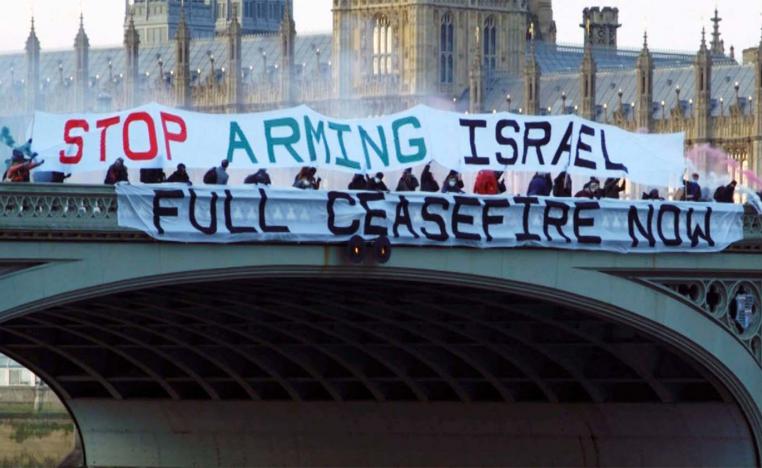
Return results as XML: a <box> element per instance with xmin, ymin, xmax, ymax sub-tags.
<box><xmin>0</xmin><ymin>149</ymin><xmax>745</xmax><ymax>204</ymax></box>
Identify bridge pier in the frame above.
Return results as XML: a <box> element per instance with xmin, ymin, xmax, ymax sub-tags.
<box><xmin>70</xmin><ymin>400</ymin><xmax>756</xmax><ymax>467</ymax></box>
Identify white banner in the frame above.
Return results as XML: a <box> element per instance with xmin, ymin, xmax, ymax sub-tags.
<box><xmin>32</xmin><ymin>103</ymin><xmax>685</xmax><ymax>186</ymax></box>
<box><xmin>116</xmin><ymin>185</ymin><xmax>743</xmax><ymax>253</ymax></box>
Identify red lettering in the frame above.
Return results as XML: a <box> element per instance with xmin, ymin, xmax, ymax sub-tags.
<box><xmin>160</xmin><ymin>112</ymin><xmax>187</xmax><ymax>161</ymax></box>
<box><xmin>96</xmin><ymin>116</ymin><xmax>121</xmax><ymax>162</ymax></box>
<box><xmin>59</xmin><ymin>119</ymin><xmax>89</xmax><ymax>164</ymax></box>
<box><xmin>122</xmin><ymin>112</ymin><xmax>158</xmax><ymax>161</ymax></box>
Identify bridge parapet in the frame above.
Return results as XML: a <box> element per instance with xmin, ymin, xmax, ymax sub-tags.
<box><xmin>1</xmin><ymin>183</ymin><xmax>762</xmax><ymax>245</ymax></box>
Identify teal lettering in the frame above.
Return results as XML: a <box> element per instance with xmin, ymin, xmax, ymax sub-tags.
<box><xmin>265</xmin><ymin>117</ymin><xmax>303</xmax><ymax>163</ymax></box>
<box><xmin>392</xmin><ymin>116</ymin><xmax>427</xmax><ymax>164</ymax></box>
<box><xmin>227</xmin><ymin>121</ymin><xmax>257</xmax><ymax>163</ymax></box>
<box><xmin>304</xmin><ymin>116</ymin><xmax>330</xmax><ymax>163</ymax></box>
<box><xmin>328</xmin><ymin>122</ymin><xmax>361</xmax><ymax>170</ymax></box>
<box><xmin>359</xmin><ymin>125</ymin><xmax>389</xmax><ymax>170</ymax></box>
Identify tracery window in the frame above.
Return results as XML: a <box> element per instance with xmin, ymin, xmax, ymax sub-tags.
<box><xmin>483</xmin><ymin>16</ymin><xmax>497</xmax><ymax>74</ymax></box>
<box><xmin>373</xmin><ymin>16</ymin><xmax>393</xmax><ymax>76</ymax></box>
<box><xmin>440</xmin><ymin>13</ymin><xmax>454</xmax><ymax>83</ymax></box>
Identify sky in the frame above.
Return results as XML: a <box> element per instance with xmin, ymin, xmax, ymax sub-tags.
<box><xmin>0</xmin><ymin>0</ymin><xmax>759</xmax><ymax>55</ymax></box>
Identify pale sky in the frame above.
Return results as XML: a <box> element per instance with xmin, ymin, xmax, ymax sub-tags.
<box><xmin>0</xmin><ymin>0</ymin><xmax>759</xmax><ymax>55</ymax></box>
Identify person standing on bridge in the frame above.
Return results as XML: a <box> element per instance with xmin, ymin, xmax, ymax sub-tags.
<box><xmin>244</xmin><ymin>169</ymin><xmax>271</xmax><ymax>185</ymax></box>
<box><xmin>441</xmin><ymin>170</ymin><xmax>464</xmax><ymax>193</ymax></box>
<box><xmin>575</xmin><ymin>177</ymin><xmax>601</xmax><ymax>199</ymax></box>
<box><xmin>683</xmin><ymin>173</ymin><xmax>702</xmax><ymax>202</ymax></box>
<box><xmin>4</xmin><ymin>149</ymin><xmax>44</xmax><ymax>183</ymax></box>
<box><xmin>473</xmin><ymin>170</ymin><xmax>499</xmax><ymax>195</ymax></box>
<box><xmin>713</xmin><ymin>180</ymin><xmax>737</xmax><ymax>203</ymax></box>
<box><xmin>293</xmin><ymin>167</ymin><xmax>321</xmax><ymax>190</ymax></box>
<box><xmin>367</xmin><ymin>172</ymin><xmax>389</xmax><ymax>191</ymax></box>
<box><xmin>166</xmin><ymin>163</ymin><xmax>191</xmax><ymax>185</ymax></box>
<box><xmin>553</xmin><ymin>172</ymin><xmax>572</xmax><ymax>197</ymax></box>
<box><xmin>104</xmin><ymin>157</ymin><xmax>129</xmax><ymax>185</ymax></box>
<box><xmin>348</xmin><ymin>174</ymin><xmax>368</xmax><ymax>190</ymax></box>
<box><xmin>527</xmin><ymin>172</ymin><xmax>552</xmax><ymax>196</ymax></box>
<box><xmin>420</xmin><ymin>163</ymin><xmax>440</xmax><ymax>192</ymax></box>
<box><xmin>396</xmin><ymin>168</ymin><xmax>419</xmax><ymax>192</ymax></box>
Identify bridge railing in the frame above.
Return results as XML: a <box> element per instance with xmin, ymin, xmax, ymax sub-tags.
<box><xmin>1</xmin><ymin>183</ymin><xmax>762</xmax><ymax>246</ymax></box>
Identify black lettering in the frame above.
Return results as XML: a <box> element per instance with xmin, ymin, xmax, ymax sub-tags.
<box><xmin>393</xmin><ymin>196</ymin><xmax>419</xmax><ymax>239</ymax></box>
<box><xmin>686</xmin><ymin>207</ymin><xmax>714</xmax><ymax>248</ymax></box>
<box><xmin>452</xmin><ymin>196</ymin><xmax>481</xmax><ymax>241</ymax></box>
<box><xmin>495</xmin><ymin>119</ymin><xmax>520</xmax><ymax>165</ymax></box>
<box><xmin>543</xmin><ymin>200</ymin><xmax>571</xmax><ymax>243</ymax></box>
<box><xmin>628</xmin><ymin>205</ymin><xmax>655</xmax><ymax>247</ymax></box>
<box><xmin>460</xmin><ymin>119</ymin><xmax>489</xmax><ymax>165</ymax></box>
<box><xmin>551</xmin><ymin>122</ymin><xmax>574</xmax><ymax>165</ymax></box>
<box><xmin>483</xmin><ymin>199</ymin><xmax>510</xmax><ymax>242</ymax></box>
<box><xmin>421</xmin><ymin>197</ymin><xmax>449</xmax><ymax>242</ymax></box>
<box><xmin>224</xmin><ymin>190</ymin><xmax>257</xmax><ymax>234</ymax></box>
<box><xmin>601</xmin><ymin>129</ymin><xmax>628</xmax><ymax>173</ymax></box>
<box><xmin>188</xmin><ymin>189</ymin><xmax>218</xmax><ymax>235</ymax></box>
<box><xmin>327</xmin><ymin>191</ymin><xmax>359</xmax><ymax>235</ymax></box>
<box><xmin>657</xmin><ymin>204</ymin><xmax>682</xmax><ymax>247</ymax></box>
<box><xmin>152</xmin><ymin>189</ymin><xmax>183</xmax><ymax>235</ymax></box>
<box><xmin>522</xmin><ymin>121</ymin><xmax>551</xmax><ymax>165</ymax></box>
<box><xmin>573</xmin><ymin>201</ymin><xmax>601</xmax><ymax>244</ymax></box>
<box><xmin>258</xmin><ymin>188</ymin><xmax>289</xmax><ymax>233</ymax></box>
<box><xmin>574</xmin><ymin>124</ymin><xmax>596</xmax><ymax>169</ymax></box>
<box><xmin>514</xmin><ymin>196</ymin><xmax>542</xmax><ymax>242</ymax></box>
<box><xmin>358</xmin><ymin>192</ymin><xmax>388</xmax><ymax>237</ymax></box>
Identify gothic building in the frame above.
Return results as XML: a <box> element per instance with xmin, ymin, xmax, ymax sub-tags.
<box><xmin>0</xmin><ymin>2</ymin><xmax>759</xmax><ymax>182</ymax></box>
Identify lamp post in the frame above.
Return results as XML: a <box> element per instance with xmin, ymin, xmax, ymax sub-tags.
<box><xmin>561</xmin><ymin>91</ymin><xmax>567</xmax><ymax>114</ymax></box>
<box><xmin>506</xmin><ymin>94</ymin><xmax>512</xmax><ymax>111</ymax></box>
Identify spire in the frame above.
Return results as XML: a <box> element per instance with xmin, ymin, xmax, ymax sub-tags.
<box><xmin>124</xmin><ymin>10</ymin><xmax>140</xmax><ymax>106</ymax></box>
<box><xmin>226</xmin><ymin>3</ymin><xmax>242</xmax><ymax>112</ymax></box>
<box><xmin>700</xmin><ymin>27</ymin><xmax>707</xmax><ymax>51</ymax></box>
<box><xmin>175</xmin><ymin>1</ymin><xmax>192</xmax><ymax>108</ymax></box>
<box><xmin>642</xmin><ymin>30</ymin><xmax>648</xmax><ymax>50</ymax></box>
<box><xmin>710</xmin><ymin>8</ymin><xmax>724</xmax><ymax>55</ymax></box>
<box><xmin>636</xmin><ymin>30</ymin><xmax>654</xmax><ymax>130</ymax></box>
<box><xmin>75</xmin><ymin>13</ymin><xmax>89</xmax><ymax>49</ymax></box>
<box><xmin>580</xmin><ymin>29</ymin><xmax>597</xmax><ymax>120</ymax></box>
<box><xmin>524</xmin><ymin>39</ymin><xmax>541</xmax><ymax>115</ymax></box>
<box><xmin>26</xmin><ymin>17</ymin><xmax>40</xmax><ymax>53</ymax></box>
<box><xmin>280</xmin><ymin>1</ymin><xmax>296</xmax><ymax>105</ymax></box>
<box><xmin>25</xmin><ymin>17</ymin><xmax>41</xmax><ymax>113</ymax></box>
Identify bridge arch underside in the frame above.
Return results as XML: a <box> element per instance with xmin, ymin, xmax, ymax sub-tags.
<box><xmin>0</xmin><ymin>275</ymin><xmax>757</xmax><ymax>467</ymax></box>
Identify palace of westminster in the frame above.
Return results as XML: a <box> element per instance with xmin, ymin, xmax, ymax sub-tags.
<box><xmin>0</xmin><ymin>0</ymin><xmax>761</xmax><ymax>180</ymax></box>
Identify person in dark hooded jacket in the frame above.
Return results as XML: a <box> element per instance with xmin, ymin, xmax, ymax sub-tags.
<box><xmin>420</xmin><ymin>163</ymin><xmax>440</xmax><ymax>192</ymax></box>
<box><xmin>602</xmin><ymin>178</ymin><xmax>626</xmax><ymax>199</ymax></box>
<box><xmin>367</xmin><ymin>172</ymin><xmax>389</xmax><ymax>191</ymax></box>
<box><xmin>166</xmin><ymin>163</ymin><xmax>192</xmax><ymax>184</ymax></box>
<box><xmin>527</xmin><ymin>172</ymin><xmax>552</xmax><ymax>196</ymax></box>
<box><xmin>441</xmin><ymin>170</ymin><xmax>464</xmax><ymax>193</ymax></box>
<box><xmin>348</xmin><ymin>174</ymin><xmax>368</xmax><ymax>190</ymax></box>
<box><xmin>714</xmin><ymin>180</ymin><xmax>737</xmax><ymax>203</ymax></box>
<box><xmin>395</xmin><ymin>168</ymin><xmax>419</xmax><ymax>192</ymax></box>
<box><xmin>552</xmin><ymin>172</ymin><xmax>572</xmax><ymax>197</ymax></box>
<box><xmin>244</xmin><ymin>169</ymin><xmax>271</xmax><ymax>185</ymax></box>
<box><xmin>575</xmin><ymin>177</ymin><xmax>601</xmax><ymax>199</ymax></box>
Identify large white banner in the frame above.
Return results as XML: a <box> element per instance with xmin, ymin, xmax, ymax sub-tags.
<box><xmin>116</xmin><ymin>185</ymin><xmax>743</xmax><ymax>253</ymax></box>
<box><xmin>32</xmin><ymin>103</ymin><xmax>685</xmax><ymax>186</ymax></box>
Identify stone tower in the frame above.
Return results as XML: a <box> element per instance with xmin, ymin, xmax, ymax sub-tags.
<box><xmin>124</xmin><ymin>13</ymin><xmax>141</xmax><ymax>107</ymax></box>
<box><xmin>25</xmin><ymin>18</ymin><xmax>40</xmax><ymax>113</ymax></box>
<box><xmin>74</xmin><ymin>15</ymin><xmax>90</xmax><ymax>111</ymax></box>
<box><xmin>636</xmin><ymin>32</ymin><xmax>653</xmax><ymax>131</ymax></box>
<box><xmin>174</xmin><ymin>7</ymin><xmax>192</xmax><ymax>108</ymax></box>
<box><xmin>694</xmin><ymin>28</ymin><xmax>712</xmax><ymax>143</ymax></box>
<box><xmin>581</xmin><ymin>7</ymin><xmax>620</xmax><ymax>49</ymax></box>
<box><xmin>524</xmin><ymin>40</ymin><xmax>541</xmax><ymax>115</ymax></box>
<box><xmin>580</xmin><ymin>37</ymin><xmax>597</xmax><ymax>120</ymax></box>
<box><xmin>331</xmin><ymin>0</ymin><xmax>528</xmax><ymax>101</ymax></box>
<box><xmin>528</xmin><ymin>0</ymin><xmax>556</xmax><ymax>43</ymax></box>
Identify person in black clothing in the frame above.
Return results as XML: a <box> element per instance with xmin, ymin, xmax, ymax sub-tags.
<box><xmin>553</xmin><ymin>172</ymin><xmax>572</xmax><ymax>197</ymax></box>
<box><xmin>441</xmin><ymin>170</ymin><xmax>464</xmax><ymax>193</ymax></box>
<box><xmin>495</xmin><ymin>171</ymin><xmax>507</xmax><ymax>194</ymax></box>
<box><xmin>420</xmin><ymin>163</ymin><xmax>440</xmax><ymax>192</ymax></box>
<box><xmin>396</xmin><ymin>168</ymin><xmax>419</xmax><ymax>192</ymax></box>
<box><xmin>166</xmin><ymin>163</ymin><xmax>191</xmax><ymax>184</ymax></box>
<box><xmin>642</xmin><ymin>188</ymin><xmax>664</xmax><ymax>200</ymax></box>
<box><xmin>574</xmin><ymin>177</ymin><xmax>601</xmax><ymax>199</ymax></box>
<box><xmin>684</xmin><ymin>173</ymin><xmax>702</xmax><ymax>201</ymax></box>
<box><xmin>602</xmin><ymin>178</ymin><xmax>626</xmax><ymax>199</ymax></box>
<box><xmin>714</xmin><ymin>180</ymin><xmax>737</xmax><ymax>203</ymax></box>
<box><xmin>104</xmin><ymin>157</ymin><xmax>129</xmax><ymax>184</ymax></box>
<box><xmin>244</xmin><ymin>169</ymin><xmax>271</xmax><ymax>185</ymax></box>
<box><xmin>348</xmin><ymin>173</ymin><xmax>368</xmax><ymax>190</ymax></box>
<box><xmin>367</xmin><ymin>172</ymin><xmax>389</xmax><ymax>191</ymax></box>
<box><xmin>293</xmin><ymin>167</ymin><xmax>321</xmax><ymax>190</ymax></box>
<box><xmin>527</xmin><ymin>172</ymin><xmax>552</xmax><ymax>196</ymax></box>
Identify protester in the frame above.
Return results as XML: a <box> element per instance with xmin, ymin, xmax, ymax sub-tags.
<box><xmin>714</xmin><ymin>180</ymin><xmax>737</xmax><ymax>203</ymax></box>
<box><xmin>293</xmin><ymin>167</ymin><xmax>321</xmax><ymax>190</ymax></box>
<box><xmin>420</xmin><ymin>163</ymin><xmax>440</xmax><ymax>192</ymax></box>
<box><xmin>642</xmin><ymin>188</ymin><xmax>664</xmax><ymax>200</ymax></box>
<box><xmin>602</xmin><ymin>178</ymin><xmax>626</xmax><ymax>199</ymax></box>
<box><xmin>574</xmin><ymin>177</ymin><xmax>601</xmax><ymax>199</ymax></box>
<box><xmin>527</xmin><ymin>172</ymin><xmax>552</xmax><ymax>196</ymax></box>
<box><xmin>244</xmin><ymin>169</ymin><xmax>271</xmax><ymax>185</ymax></box>
<box><xmin>684</xmin><ymin>173</ymin><xmax>701</xmax><ymax>201</ymax></box>
<box><xmin>495</xmin><ymin>171</ymin><xmax>507</xmax><ymax>194</ymax></box>
<box><xmin>396</xmin><ymin>168</ymin><xmax>419</xmax><ymax>192</ymax></box>
<box><xmin>203</xmin><ymin>159</ymin><xmax>229</xmax><ymax>185</ymax></box>
<box><xmin>552</xmin><ymin>172</ymin><xmax>572</xmax><ymax>197</ymax></box>
<box><xmin>104</xmin><ymin>157</ymin><xmax>129</xmax><ymax>184</ymax></box>
<box><xmin>166</xmin><ymin>163</ymin><xmax>192</xmax><ymax>184</ymax></box>
<box><xmin>4</xmin><ymin>150</ymin><xmax>43</xmax><ymax>183</ymax></box>
<box><xmin>441</xmin><ymin>170</ymin><xmax>464</xmax><ymax>193</ymax></box>
<box><xmin>348</xmin><ymin>173</ymin><xmax>368</xmax><ymax>190</ymax></box>
<box><xmin>367</xmin><ymin>172</ymin><xmax>389</xmax><ymax>191</ymax></box>
<box><xmin>473</xmin><ymin>170</ymin><xmax>499</xmax><ymax>195</ymax></box>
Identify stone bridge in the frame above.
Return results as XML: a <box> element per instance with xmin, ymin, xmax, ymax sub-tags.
<box><xmin>0</xmin><ymin>183</ymin><xmax>761</xmax><ymax>467</ymax></box>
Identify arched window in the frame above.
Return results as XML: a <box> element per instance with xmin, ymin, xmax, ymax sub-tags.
<box><xmin>483</xmin><ymin>16</ymin><xmax>497</xmax><ymax>74</ymax></box>
<box><xmin>440</xmin><ymin>13</ymin><xmax>454</xmax><ymax>84</ymax></box>
<box><xmin>373</xmin><ymin>16</ymin><xmax>393</xmax><ymax>76</ymax></box>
